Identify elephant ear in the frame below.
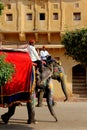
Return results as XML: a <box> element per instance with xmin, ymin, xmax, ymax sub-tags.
<box><xmin>36</xmin><ymin>66</ymin><xmax>52</xmax><ymax>87</ymax></box>
<box><xmin>42</xmin><ymin>67</ymin><xmax>52</xmax><ymax>79</ymax></box>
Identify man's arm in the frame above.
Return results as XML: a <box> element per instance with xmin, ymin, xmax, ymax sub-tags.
<box><xmin>32</xmin><ymin>47</ymin><xmax>41</xmax><ymax>60</ymax></box>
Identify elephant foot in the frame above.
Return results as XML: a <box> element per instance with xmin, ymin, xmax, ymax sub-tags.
<box><xmin>1</xmin><ymin>115</ymin><xmax>9</xmax><ymax>124</ymax></box>
<box><xmin>27</xmin><ymin>119</ymin><xmax>38</xmax><ymax>124</ymax></box>
<box><xmin>52</xmin><ymin>100</ymin><xmax>56</xmax><ymax>106</ymax></box>
<box><xmin>36</xmin><ymin>104</ymin><xmax>43</xmax><ymax>107</ymax></box>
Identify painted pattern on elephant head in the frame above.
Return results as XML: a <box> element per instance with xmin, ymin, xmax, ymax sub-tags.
<box><xmin>47</xmin><ymin>61</ymin><xmax>65</xmax><ymax>80</ymax></box>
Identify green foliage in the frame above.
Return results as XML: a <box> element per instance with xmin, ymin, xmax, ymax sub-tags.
<box><xmin>0</xmin><ymin>54</ymin><xmax>15</xmax><ymax>87</ymax></box>
<box><xmin>0</xmin><ymin>9</ymin><xmax>2</xmax><ymax>15</ymax></box>
<box><xmin>0</xmin><ymin>2</ymin><xmax>4</xmax><ymax>15</ymax></box>
<box><xmin>61</xmin><ymin>28</ymin><xmax>87</xmax><ymax>65</ymax></box>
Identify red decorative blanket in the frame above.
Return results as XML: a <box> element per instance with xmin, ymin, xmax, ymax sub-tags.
<box><xmin>0</xmin><ymin>50</ymin><xmax>33</xmax><ymax>107</ymax></box>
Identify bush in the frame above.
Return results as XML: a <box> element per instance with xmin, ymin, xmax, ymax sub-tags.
<box><xmin>61</xmin><ymin>28</ymin><xmax>87</xmax><ymax>66</ymax></box>
<box><xmin>0</xmin><ymin>54</ymin><xmax>15</xmax><ymax>87</ymax></box>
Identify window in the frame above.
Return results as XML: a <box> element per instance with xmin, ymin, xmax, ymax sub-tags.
<box><xmin>40</xmin><ymin>0</ymin><xmax>45</xmax><ymax>9</ymax></box>
<box><xmin>53</xmin><ymin>13</ymin><xmax>58</xmax><ymax>20</ymax></box>
<box><xmin>41</xmin><ymin>4</ymin><xmax>45</xmax><ymax>9</ymax></box>
<box><xmin>74</xmin><ymin>3</ymin><xmax>79</xmax><ymax>8</ymax></box>
<box><xmin>39</xmin><ymin>13</ymin><xmax>45</xmax><ymax>20</ymax></box>
<box><xmin>7</xmin><ymin>4</ymin><xmax>11</xmax><ymax>9</ymax></box>
<box><xmin>28</xmin><ymin>4</ymin><xmax>32</xmax><ymax>9</ymax></box>
<box><xmin>26</xmin><ymin>13</ymin><xmax>32</xmax><ymax>20</ymax></box>
<box><xmin>40</xmin><ymin>0</ymin><xmax>44</xmax><ymax>2</ymax></box>
<box><xmin>54</xmin><ymin>4</ymin><xmax>58</xmax><ymax>9</ymax></box>
<box><xmin>6</xmin><ymin>14</ymin><xmax>13</xmax><ymax>21</ymax></box>
<box><xmin>73</xmin><ymin>12</ymin><xmax>81</xmax><ymax>20</ymax></box>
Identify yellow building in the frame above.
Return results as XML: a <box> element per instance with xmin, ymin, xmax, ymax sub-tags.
<box><xmin>0</xmin><ymin>0</ymin><xmax>87</xmax><ymax>99</ymax></box>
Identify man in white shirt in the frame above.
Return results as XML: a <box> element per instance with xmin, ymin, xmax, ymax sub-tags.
<box><xmin>27</xmin><ymin>39</ymin><xmax>42</xmax><ymax>79</ymax></box>
<box><xmin>40</xmin><ymin>46</ymin><xmax>52</xmax><ymax>64</ymax></box>
<box><xmin>27</xmin><ymin>40</ymin><xmax>41</xmax><ymax>61</ymax></box>
<box><xmin>40</xmin><ymin>45</ymin><xmax>50</xmax><ymax>60</ymax></box>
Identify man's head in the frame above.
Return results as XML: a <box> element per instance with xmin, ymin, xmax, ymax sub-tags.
<box><xmin>29</xmin><ymin>39</ymin><xmax>35</xmax><ymax>45</ymax></box>
<box><xmin>42</xmin><ymin>45</ymin><xmax>46</xmax><ymax>50</ymax></box>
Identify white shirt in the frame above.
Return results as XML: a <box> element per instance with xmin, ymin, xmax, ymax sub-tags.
<box><xmin>27</xmin><ymin>45</ymin><xmax>41</xmax><ymax>61</ymax></box>
<box><xmin>40</xmin><ymin>50</ymin><xmax>49</xmax><ymax>60</ymax></box>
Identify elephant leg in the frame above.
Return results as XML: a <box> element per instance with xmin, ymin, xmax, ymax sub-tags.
<box><xmin>36</xmin><ymin>89</ymin><xmax>44</xmax><ymax>107</ymax></box>
<box><xmin>46</xmin><ymin>88</ymin><xmax>58</xmax><ymax>122</ymax></box>
<box><xmin>1</xmin><ymin>104</ymin><xmax>16</xmax><ymax>124</ymax></box>
<box><xmin>52</xmin><ymin>98</ymin><xmax>56</xmax><ymax>106</ymax></box>
<box><xmin>27</xmin><ymin>92</ymin><xmax>37</xmax><ymax>124</ymax></box>
<box><xmin>60</xmin><ymin>76</ymin><xmax>68</xmax><ymax>101</ymax></box>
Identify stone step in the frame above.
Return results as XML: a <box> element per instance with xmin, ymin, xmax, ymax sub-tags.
<box><xmin>73</xmin><ymin>85</ymin><xmax>86</xmax><ymax>88</ymax></box>
<box><xmin>73</xmin><ymin>87</ymin><xmax>87</xmax><ymax>92</ymax></box>
<box><xmin>73</xmin><ymin>93</ymin><xmax>87</xmax><ymax>98</ymax></box>
<box><xmin>69</xmin><ymin>94</ymin><xmax>87</xmax><ymax>102</ymax></box>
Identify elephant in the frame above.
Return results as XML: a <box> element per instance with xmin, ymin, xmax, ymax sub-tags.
<box><xmin>0</xmin><ymin>50</ymin><xmax>58</xmax><ymax>124</ymax></box>
<box><xmin>35</xmin><ymin>65</ymin><xmax>58</xmax><ymax>122</ymax></box>
<box><xmin>1</xmin><ymin>65</ymin><xmax>58</xmax><ymax>124</ymax></box>
<box><xmin>36</xmin><ymin>60</ymin><xmax>68</xmax><ymax>109</ymax></box>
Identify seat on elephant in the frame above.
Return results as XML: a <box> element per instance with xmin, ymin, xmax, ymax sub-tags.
<box><xmin>0</xmin><ymin>49</ymin><xmax>34</xmax><ymax>107</ymax></box>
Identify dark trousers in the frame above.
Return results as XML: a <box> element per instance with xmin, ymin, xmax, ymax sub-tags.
<box><xmin>33</xmin><ymin>60</ymin><xmax>42</xmax><ymax>73</ymax></box>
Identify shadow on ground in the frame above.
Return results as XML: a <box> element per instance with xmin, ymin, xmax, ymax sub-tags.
<box><xmin>0</xmin><ymin>119</ymin><xmax>34</xmax><ymax>130</ymax></box>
